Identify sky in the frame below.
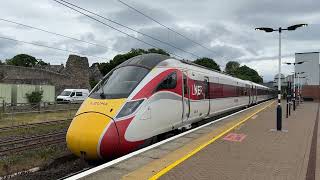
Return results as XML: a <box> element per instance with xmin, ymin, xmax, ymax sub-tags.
<box><xmin>0</xmin><ymin>0</ymin><xmax>319</xmax><ymax>82</ymax></box>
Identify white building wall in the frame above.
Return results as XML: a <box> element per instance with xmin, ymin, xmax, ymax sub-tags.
<box><xmin>295</xmin><ymin>52</ymin><xmax>320</xmax><ymax>85</ymax></box>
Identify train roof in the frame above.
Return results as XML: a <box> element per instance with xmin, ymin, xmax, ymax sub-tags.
<box><xmin>179</xmin><ymin>60</ymin><xmax>270</xmax><ymax>89</ymax></box>
<box><xmin>120</xmin><ymin>54</ymin><xmax>270</xmax><ymax>90</ymax></box>
<box><xmin>117</xmin><ymin>53</ymin><xmax>170</xmax><ymax>69</ymax></box>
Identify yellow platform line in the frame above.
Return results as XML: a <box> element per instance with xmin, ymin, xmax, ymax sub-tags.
<box><xmin>149</xmin><ymin>100</ymin><xmax>275</xmax><ymax>180</ymax></box>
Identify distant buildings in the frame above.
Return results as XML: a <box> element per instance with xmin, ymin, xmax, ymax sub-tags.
<box><xmin>273</xmin><ymin>52</ymin><xmax>320</xmax><ymax>101</ymax></box>
<box><xmin>295</xmin><ymin>52</ymin><xmax>320</xmax><ymax>101</ymax></box>
<box><xmin>295</xmin><ymin>52</ymin><xmax>320</xmax><ymax>85</ymax></box>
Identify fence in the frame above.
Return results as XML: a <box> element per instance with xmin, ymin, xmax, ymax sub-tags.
<box><xmin>0</xmin><ymin>101</ymin><xmax>81</xmax><ymax>113</ymax></box>
<box><xmin>0</xmin><ymin>101</ymin><xmax>81</xmax><ymax>126</ymax></box>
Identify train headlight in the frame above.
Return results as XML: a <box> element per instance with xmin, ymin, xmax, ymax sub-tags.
<box><xmin>116</xmin><ymin>99</ymin><xmax>144</xmax><ymax>118</ymax></box>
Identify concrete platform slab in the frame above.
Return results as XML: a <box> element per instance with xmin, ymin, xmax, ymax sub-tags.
<box><xmin>73</xmin><ymin>100</ymin><xmax>291</xmax><ymax>180</ymax></box>
<box><xmin>158</xmin><ymin>102</ymin><xmax>319</xmax><ymax>180</ymax></box>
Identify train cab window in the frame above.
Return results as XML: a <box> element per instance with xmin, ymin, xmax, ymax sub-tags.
<box><xmin>156</xmin><ymin>72</ymin><xmax>177</xmax><ymax>91</ymax></box>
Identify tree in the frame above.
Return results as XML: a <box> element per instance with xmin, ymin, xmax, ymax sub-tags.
<box><xmin>147</xmin><ymin>48</ymin><xmax>170</xmax><ymax>56</ymax></box>
<box><xmin>234</xmin><ymin>65</ymin><xmax>263</xmax><ymax>83</ymax></box>
<box><xmin>89</xmin><ymin>78</ymin><xmax>98</xmax><ymax>89</ymax></box>
<box><xmin>37</xmin><ymin>59</ymin><xmax>49</xmax><ymax>66</ymax></box>
<box><xmin>224</xmin><ymin>61</ymin><xmax>263</xmax><ymax>83</ymax></box>
<box><xmin>194</xmin><ymin>57</ymin><xmax>221</xmax><ymax>72</ymax></box>
<box><xmin>98</xmin><ymin>48</ymin><xmax>170</xmax><ymax>75</ymax></box>
<box><xmin>0</xmin><ymin>60</ymin><xmax>3</xmax><ymax>65</ymax></box>
<box><xmin>6</xmin><ymin>54</ymin><xmax>38</xmax><ymax>67</ymax></box>
<box><xmin>225</xmin><ymin>61</ymin><xmax>240</xmax><ymax>76</ymax></box>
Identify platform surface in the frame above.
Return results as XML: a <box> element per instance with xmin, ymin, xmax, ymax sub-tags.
<box><xmin>79</xmin><ymin>101</ymin><xmax>320</xmax><ymax>180</ymax></box>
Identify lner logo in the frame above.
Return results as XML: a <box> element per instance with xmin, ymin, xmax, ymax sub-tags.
<box><xmin>192</xmin><ymin>84</ymin><xmax>203</xmax><ymax>96</ymax></box>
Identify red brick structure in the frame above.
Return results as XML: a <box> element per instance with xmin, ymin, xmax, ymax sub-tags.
<box><xmin>302</xmin><ymin>85</ymin><xmax>320</xmax><ymax>101</ymax></box>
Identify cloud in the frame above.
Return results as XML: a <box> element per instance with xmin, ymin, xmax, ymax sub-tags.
<box><xmin>0</xmin><ymin>0</ymin><xmax>319</xmax><ymax>81</ymax></box>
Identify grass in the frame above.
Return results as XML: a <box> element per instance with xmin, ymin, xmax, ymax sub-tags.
<box><xmin>0</xmin><ymin>110</ymin><xmax>77</xmax><ymax>128</ymax></box>
<box><xmin>0</xmin><ymin>144</ymin><xmax>69</xmax><ymax>176</ymax></box>
<box><xmin>0</xmin><ymin>108</ymin><xmax>79</xmax><ymax>177</ymax></box>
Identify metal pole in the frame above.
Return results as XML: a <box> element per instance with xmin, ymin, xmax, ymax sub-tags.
<box><xmin>2</xmin><ymin>99</ymin><xmax>4</xmax><ymax>113</ymax></box>
<box><xmin>286</xmin><ymin>81</ymin><xmax>289</xmax><ymax>118</ymax></box>
<box><xmin>297</xmin><ymin>74</ymin><xmax>300</xmax><ymax>106</ymax></box>
<box><xmin>293</xmin><ymin>72</ymin><xmax>296</xmax><ymax>110</ymax></box>
<box><xmin>289</xmin><ymin>81</ymin><xmax>291</xmax><ymax>116</ymax></box>
<box><xmin>300</xmin><ymin>77</ymin><xmax>302</xmax><ymax>104</ymax></box>
<box><xmin>277</xmin><ymin>28</ymin><xmax>282</xmax><ymax>131</ymax></box>
<box><xmin>299</xmin><ymin>78</ymin><xmax>303</xmax><ymax>104</ymax></box>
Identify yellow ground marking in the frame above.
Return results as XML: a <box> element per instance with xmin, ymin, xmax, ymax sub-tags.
<box><xmin>150</xmin><ymin>101</ymin><xmax>275</xmax><ymax>179</ymax></box>
<box><xmin>121</xmin><ymin>101</ymin><xmax>275</xmax><ymax>180</ymax></box>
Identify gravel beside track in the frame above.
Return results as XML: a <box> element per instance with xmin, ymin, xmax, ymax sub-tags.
<box><xmin>0</xmin><ymin>131</ymin><xmax>67</xmax><ymax>156</ymax></box>
<box><xmin>0</xmin><ymin>119</ymin><xmax>71</xmax><ymax>132</ymax></box>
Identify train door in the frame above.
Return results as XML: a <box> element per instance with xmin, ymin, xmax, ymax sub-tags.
<box><xmin>182</xmin><ymin>72</ymin><xmax>190</xmax><ymax>123</ymax></box>
<box><xmin>204</xmin><ymin>77</ymin><xmax>210</xmax><ymax>116</ymax></box>
<box><xmin>246</xmin><ymin>85</ymin><xmax>251</xmax><ymax>106</ymax></box>
<box><xmin>251</xmin><ymin>85</ymin><xmax>254</xmax><ymax>104</ymax></box>
<box><xmin>255</xmin><ymin>86</ymin><xmax>258</xmax><ymax>103</ymax></box>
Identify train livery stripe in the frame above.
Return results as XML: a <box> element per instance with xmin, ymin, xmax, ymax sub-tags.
<box><xmin>100</xmin><ymin>117</ymin><xmax>145</xmax><ymax>159</ymax></box>
<box><xmin>132</xmin><ymin>69</ymin><xmax>273</xmax><ymax>101</ymax></box>
<box><xmin>133</xmin><ymin>69</ymin><xmax>178</xmax><ymax>100</ymax></box>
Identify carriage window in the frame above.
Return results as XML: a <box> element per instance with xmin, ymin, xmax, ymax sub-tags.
<box><xmin>156</xmin><ymin>72</ymin><xmax>177</xmax><ymax>91</ymax></box>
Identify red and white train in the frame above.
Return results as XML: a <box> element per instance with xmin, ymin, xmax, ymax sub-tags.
<box><xmin>66</xmin><ymin>54</ymin><xmax>275</xmax><ymax>160</ymax></box>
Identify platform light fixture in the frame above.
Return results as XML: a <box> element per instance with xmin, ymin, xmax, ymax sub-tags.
<box><xmin>255</xmin><ymin>23</ymin><xmax>308</xmax><ymax>131</ymax></box>
<box><xmin>296</xmin><ymin>72</ymin><xmax>306</xmax><ymax>104</ymax></box>
<box><xmin>284</xmin><ymin>61</ymin><xmax>306</xmax><ymax>111</ymax></box>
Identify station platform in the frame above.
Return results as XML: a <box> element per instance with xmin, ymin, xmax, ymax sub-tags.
<box><xmin>73</xmin><ymin>100</ymin><xmax>320</xmax><ymax>180</ymax></box>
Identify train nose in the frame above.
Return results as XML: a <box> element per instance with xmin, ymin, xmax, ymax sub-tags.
<box><xmin>66</xmin><ymin>113</ymin><xmax>118</xmax><ymax>159</ymax></box>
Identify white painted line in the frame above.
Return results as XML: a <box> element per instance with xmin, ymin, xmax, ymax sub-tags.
<box><xmin>65</xmin><ymin>101</ymin><xmax>271</xmax><ymax>180</ymax></box>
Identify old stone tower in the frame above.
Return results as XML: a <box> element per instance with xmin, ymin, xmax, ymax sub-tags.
<box><xmin>64</xmin><ymin>55</ymin><xmax>90</xmax><ymax>90</ymax></box>
<box><xmin>0</xmin><ymin>54</ymin><xmax>92</xmax><ymax>95</ymax></box>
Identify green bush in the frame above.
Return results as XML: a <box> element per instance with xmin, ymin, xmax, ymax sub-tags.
<box><xmin>26</xmin><ymin>91</ymin><xmax>43</xmax><ymax>104</ymax></box>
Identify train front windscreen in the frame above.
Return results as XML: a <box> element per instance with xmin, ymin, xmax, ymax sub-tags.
<box><xmin>90</xmin><ymin>66</ymin><xmax>149</xmax><ymax>99</ymax></box>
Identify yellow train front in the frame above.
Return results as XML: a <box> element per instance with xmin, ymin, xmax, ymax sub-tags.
<box><xmin>66</xmin><ymin>54</ymin><xmax>168</xmax><ymax>160</ymax></box>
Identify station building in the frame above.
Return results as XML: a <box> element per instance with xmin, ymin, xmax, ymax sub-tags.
<box><xmin>295</xmin><ymin>52</ymin><xmax>320</xmax><ymax>101</ymax></box>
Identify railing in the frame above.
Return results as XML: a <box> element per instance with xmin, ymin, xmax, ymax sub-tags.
<box><xmin>0</xmin><ymin>101</ymin><xmax>80</xmax><ymax>125</ymax></box>
<box><xmin>0</xmin><ymin>101</ymin><xmax>81</xmax><ymax>114</ymax></box>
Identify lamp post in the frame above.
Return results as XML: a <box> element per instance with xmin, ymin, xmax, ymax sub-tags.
<box><xmin>296</xmin><ymin>72</ymin><xmax>305</xmax><ymax>105</ymax></box>
<box><xmin>255</xmin><ymin>24</ymin><xmax>308</xmax><ymax>131</ymax></box>
<box><xmin>284</xmin><ymin>61</ymin><xmax>306</xmax><ymax>111</ymax></box>
<box><xmin>299</xmin><ymin>73</ymin><xmax>307</xmax><ymax>103</ymax></box>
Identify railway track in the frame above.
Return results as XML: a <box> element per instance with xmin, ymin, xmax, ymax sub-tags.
<box><xmin>0</xmin><ymin>131</ymin><xmax>66</xmax><ymax>155</ymax></box>
<box><xmin>0</xmin><ymin>119</ymin><xmax>72</xmax><ymax>132</ymax></box>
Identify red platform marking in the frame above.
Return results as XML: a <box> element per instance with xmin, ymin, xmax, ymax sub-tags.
<box><xmin>223</xmin><ymin>133</ymin><xmax>247</xmax><ymax>142</ymax></box>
